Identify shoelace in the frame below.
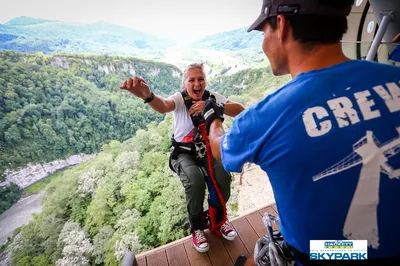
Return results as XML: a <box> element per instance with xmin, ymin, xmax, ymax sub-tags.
<box><xmin>221</xmin><ymin>222</ymin><xmax>232</xmax><ymax>232</ymax></box>
<box><xmin>194</xmin><ymin>230</ymin><xmax>207</xmax><ymax>242</ymax></box>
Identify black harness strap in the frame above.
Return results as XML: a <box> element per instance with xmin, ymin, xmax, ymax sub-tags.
<box><xmin>181</xmin><ymin>90</ymin><xmax>210</xmax><ymax>128</ymax></box>
<box><xmin>169</xmin><ymin>90</ymin><xmax>211</xmax><ymax>172</ymax></box>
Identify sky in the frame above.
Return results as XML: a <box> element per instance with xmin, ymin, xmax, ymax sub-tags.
<box><xmin>0</xmin><ymin>0</ymin><xmax>262</xmax><ymax>43</ymax></box>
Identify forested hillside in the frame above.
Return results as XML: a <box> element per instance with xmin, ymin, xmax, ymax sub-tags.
<box><xmin>0</xmin><ymin>17</ymin><xmax>175</xmax><ymax>58</ymax></box>
<box><xmin>8</xmin><ymin>116</ymin><xmax>239</xmax><ymax>266</ymax></box>
<box><xmin>209</xmin><ymin>67</ymin><xmax>291</xmax><ymax>107</ymax></box>
<box><xmin>5</xmin><ymin>63</ymin><xmax>291</xmax><ymax>264</ymax></box>
<box><xmin>0</xmin><ymin>51</ymin><xmax>181</xmax><ymax>179</ymax></box>
<box><xmin>9</xmin><ymin>117</ymin><xmax>183</xmax><ymax>265</ymax></box>
<box><xmin>0</xmin><ymin>183</ymin><xmax>20</xmax><ymax>213</ymax></box>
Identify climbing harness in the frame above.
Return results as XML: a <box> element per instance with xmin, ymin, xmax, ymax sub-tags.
<box><xmin>254</xmin><ymin>213</ymin><xmax>296</xmax><ymax>266</ymax></box>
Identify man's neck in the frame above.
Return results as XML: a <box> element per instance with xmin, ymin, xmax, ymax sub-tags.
<box><xmin>288</xmin><ymin>43</ymin><xmax>350</xmax><ymax>78</ymax></box>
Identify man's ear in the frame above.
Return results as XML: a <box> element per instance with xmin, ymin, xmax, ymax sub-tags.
<box><xmin>277</xmin><ymin>15</ymin><xmax>290</xmax><ymax>43</ymax></box>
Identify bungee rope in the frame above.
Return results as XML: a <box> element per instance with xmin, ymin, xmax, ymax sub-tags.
<box><xmin>198</xmin><ymin>122</ymin><xmax>227</xmax><ymax>237</ymax></box>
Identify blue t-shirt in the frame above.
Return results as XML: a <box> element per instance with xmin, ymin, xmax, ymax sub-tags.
<box><xmin>389</xmin><ymin>46</ymin><xmax>400</xmax><ymax>62</ymax></box>
<box><xmin>220</xmin><ymin>60</ymin><xmax>400</xmax><ymax>259</ymax></box>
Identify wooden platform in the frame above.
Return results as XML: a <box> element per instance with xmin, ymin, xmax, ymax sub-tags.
<box><xmin>135</xmin><ymin>203</ymin><xmax>279</xmax><ymax>266</ymax></box>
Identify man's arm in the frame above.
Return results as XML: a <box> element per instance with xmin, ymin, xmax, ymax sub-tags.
<box><xmin>224</xmin><ymin>100</ymin><xmax>245</xmax><ymax>117</ymax></box>
<box><xmin>208</xmin><ymin>100</ymin><xmax>244</xmax><ymax>160</ymax></box>
<box><xmin>203</xmin><ymin>98</ymin><xmax>253</xmax><ymax>173</ymax></box>
<box><xmin>208</xmin><ymin>119</ymin><xmax>225</xmax><ymax>161</ymax></box>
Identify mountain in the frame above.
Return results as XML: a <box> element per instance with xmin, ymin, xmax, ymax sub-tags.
<box><xmin>190</xmin><ymin>27</ymin><xmax>264</xmax><ymax>51</ymax></box>
<box><xmin>159</xmin><ymin>27</ymin><xmax>268</xmax><ymax>77</ymax></box>
<box><xmin>0</xmin><ymin>16</ymin><xmax>269</xmax><ymax>77</ymax></box>
<box><xmin>0</xmin><ymin>16</ymin><xmax>176</xmax><ymax>58</ymax></box>
<box><xmin>5</xmin><ymin>16</ymin><xmax>58</xmax><ymax>26</ymax></box>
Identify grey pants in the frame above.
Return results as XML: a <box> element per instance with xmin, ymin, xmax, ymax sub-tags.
<box><xmin>171</xmin><ymin>153</ymin><xmax>232</xmax><ymax>218</ymax></box>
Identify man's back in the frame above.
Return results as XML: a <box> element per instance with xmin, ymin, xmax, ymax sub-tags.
<box><xmin>226</xmin><ymin>60</ymin><xmax>400</xmax><ymax>258</ymax></box>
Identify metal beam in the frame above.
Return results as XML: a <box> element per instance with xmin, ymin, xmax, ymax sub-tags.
<box><xmin>366</xmin><ymin>13</ymin><xmax>393</xmax><ymax>61</ymax></box>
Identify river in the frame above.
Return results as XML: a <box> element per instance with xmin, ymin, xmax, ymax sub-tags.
<box><xmin>0</xmin><ymin>191</ymin><xmax>45</xmax><ymax>245</ymax></box>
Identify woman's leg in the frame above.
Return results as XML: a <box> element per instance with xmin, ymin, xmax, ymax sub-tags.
<box><xmin>171</xmin><ymin>153</ymin><xmax>209</xmax><ymax>252</ymax></box>
<box><xmin>172</xmin><ymin>153</ymin><xmax>206</xmax><ymax>229</ymax></box>
<box><xmin>207</xmin><ymin>157</ymin><xmax>237</xmax><ymax>240</ymax></box>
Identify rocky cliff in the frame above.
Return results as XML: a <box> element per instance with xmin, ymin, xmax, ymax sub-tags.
<box><xmin>0</xmin><ymin>154</ymin><xmax>95</xmax><ymax>188</ymax></box>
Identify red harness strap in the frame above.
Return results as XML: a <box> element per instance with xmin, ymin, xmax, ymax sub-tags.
<box><xmin>198</xmin><ymin>123</ymin><xmax>227</xmax><ymax>237</ymax></box>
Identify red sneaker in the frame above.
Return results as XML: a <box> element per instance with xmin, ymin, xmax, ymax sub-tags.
<box><xmin>192</xmin><ymin>230</ymin><xmax>209</xmax><ymax>252</ymax></box>
<box><xmin>220</xmin><ymin>221</ymin><xmax>237</xmax><ymax>241</ymax></box>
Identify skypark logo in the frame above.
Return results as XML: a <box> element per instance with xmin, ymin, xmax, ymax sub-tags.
<box><xmin>310</xmin><ymin>240</ymin><xmax>368</xmax><ymax>260</ymax></box>
<box><xmin>311</xmin><ymin>252</ymin><xmax>367</xmax><ymax>260</ymax></box>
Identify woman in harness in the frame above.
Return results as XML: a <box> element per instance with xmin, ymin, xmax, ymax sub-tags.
<box><xmin>120</xmin><ymin>63</ymin><xmax>245</xmax><ymax>253</ymax></box>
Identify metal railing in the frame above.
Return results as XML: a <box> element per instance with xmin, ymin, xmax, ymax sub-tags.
<box><xmin>121</xmin><ymin>252</ymin><xmax>138</xmax><ymax>266</ymax></box>
<box><xmin>341</xmin><ymin>41</ymin><xmax>400</xmax><ymax>64</ymax></box>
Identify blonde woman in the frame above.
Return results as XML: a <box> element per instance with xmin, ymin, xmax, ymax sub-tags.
<box><xmin>121</xmin><ymin>63</ymin><xmax>245</xmax><ymax>252</ymax></box>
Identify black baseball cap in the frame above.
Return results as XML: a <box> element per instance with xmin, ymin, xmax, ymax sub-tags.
<box><xmin>247</xmin><ymin>0</ymin><xmax>352</xmax><ymax>32</ymax></box>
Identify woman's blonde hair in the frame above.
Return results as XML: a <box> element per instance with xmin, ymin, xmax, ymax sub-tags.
<box><xmin>182</xmin><ymin>63</ymin><xmax>206</xmax><ymax>87</ymax></box>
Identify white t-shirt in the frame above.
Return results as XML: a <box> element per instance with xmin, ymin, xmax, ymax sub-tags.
<box><xmin>167</xmin><ymin>91</ymin><xmax>228</xmax><ymax>143</ymax></box>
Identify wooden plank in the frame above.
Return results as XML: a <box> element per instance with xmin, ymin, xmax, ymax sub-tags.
<box><xmin>136</xmin><ymin>256</ymin><xmax>147</xmax><ymax>266</ymax></box>
<box><xmin>133</xmin><ymin>205</ymin><xmax>280</xmax><ymax>265</ymax></box>
<box><xmin>271</xmin><ymin>204</ymin><xmax>278</xmax><ymax>214</ymax></box>
<box><xmin>146</xmin><ymin>250</ymin><xmax>168</xmax><ymax>266</ymax></box>
<box><xmin>183</xmin><ymin>238</ymin><xmax>212</xmax><ymax>266</ymax></box>
<box><xmin>231</xmin><ymin>217</ymin><xmax>260</xmax><ymax>254</ymax></box>
<box><xmin>206</xmin><ymin>231</ymin><xmax>233</xmax><ymax>266</ymax></box>
<box><xmin>220</xmin><ymin>228</ymin><xmax>249</xmax><ymax>264</ymax></box>
<box><xmin>259</xmin><ymin>206</ymin><xmax>277</xmax><ymax>216</ymax></box>
<box><xmin>166</xmin><ymin>243</ymin><xmax>190</xmax><ymax>266</ymax></box>
<box><xmin>246</xmin><ymin>211</ymin><xmax>267</xmax><ymax>238</ymax></box>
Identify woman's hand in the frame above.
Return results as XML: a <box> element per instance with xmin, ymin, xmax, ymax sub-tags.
<box><xmin>188</xmin><ymin>101</ymin><xmax>205</xmax><ymax>116</ymax></box>
<box><xmin>120</xmin><ymin>77</ymin><xmax>152</xmax><ymax>100</ymax></box>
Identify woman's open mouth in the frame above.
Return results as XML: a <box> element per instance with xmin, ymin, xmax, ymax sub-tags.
<box><xmin>193</xmin><ymin>89</ymin><xmax>202</xmax><ymax>96</ymax></box>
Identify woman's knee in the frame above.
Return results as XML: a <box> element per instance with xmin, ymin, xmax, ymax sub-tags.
<box><xmin>185</xmin><ymin>172</ymin><xmax>206</xmax><ymax>192</ymax></box>
<box><xmin>178</xmin><ymin>160</ymin><xmax>206</xmax><ymax>192</ymax></box>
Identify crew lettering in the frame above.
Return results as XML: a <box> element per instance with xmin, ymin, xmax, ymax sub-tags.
<box><xmin>373</xmin><ymin>82</ymin><xmax>400</xmax><ymax>112</ymax></box>
<box><xmin>303</xmin><ymin>82</ymin><xmax>399</xmax><ymax>137</ymax></box>
<box><xmin>302</xmin><ymin>106</ymin><xmax>332</xmax><ymax>137</ymax></box>
<box><xmin>327</xmin><ymin>97</ymin><xmax>360</xmax><ymax>128</ymax></box>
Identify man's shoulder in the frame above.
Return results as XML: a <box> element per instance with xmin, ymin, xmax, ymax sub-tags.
<box><xmin>338</xmin><ymin>60</ymin><xmax>400</xmax><ymax>75</ymax></box>
<box><xmin>338</xmin><ymin>60</ymin><xmax>400</xmax><ymax>83</ymax></box>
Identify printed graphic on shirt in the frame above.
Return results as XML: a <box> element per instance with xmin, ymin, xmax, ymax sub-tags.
<box><xmin>313</xmin><ymin>128</ymin><xmax>400</xmax><ymax>249</ymax></box>
<box><xmin>181</xmin><ymin>130</ymin><xmax>195</xmax><ymax>143</ymax></box>
<box><xmin>303</xmin><ymin>81</ymin><xmax>400</xmax><ymax>249</ymax></box>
